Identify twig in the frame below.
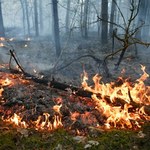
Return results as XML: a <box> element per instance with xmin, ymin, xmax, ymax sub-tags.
<box><xmin>9</xmin><ymin>49</ymin><xmax>25</xmax><ymax>74</ymax></box>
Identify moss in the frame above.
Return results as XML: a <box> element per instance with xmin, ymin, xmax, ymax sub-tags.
<box><xmin>0</xmin><ymin>121</ymin><xmax>150</xmax><ymax>150</ymax></box>
<box><xmin>0</xmin><ymin>131</ymin><xmax>17</xmax><ymax>150</ymax></box>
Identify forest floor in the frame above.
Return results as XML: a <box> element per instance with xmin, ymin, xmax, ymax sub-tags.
<box><xmin>0</xmin><ymin>37</ymin><xmax>150</xmax><ymax>149</ymax></box>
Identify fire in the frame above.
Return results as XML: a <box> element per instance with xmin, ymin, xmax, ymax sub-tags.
<box><xmin>2</xmin><ymin>113</ymin><xmax>28</xmax><ymax>128</ymax></box>
<box><xmin>82</xmin><ymin>65</ymin><xmax>150</xmax><ymax>129</ymax></box>
<box><xmin>0</xmin><ymin>88</ymin><xmax>4</xmax><ymax>96</ymax></box>
<box><xmin>34</xmin><ymin>113</ymin><xmax>63</xmax><ymax>131</ymax></box>
<box><xmin>0</xmin><ymin>78</ymin><xmax>13</xmax><ymax>86</ymax></box>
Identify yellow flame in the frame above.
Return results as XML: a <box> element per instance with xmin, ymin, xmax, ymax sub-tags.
<box><xmin>2</xmin><ymin>113</ymin><xmax>28</xmax><ymax>128</ymax></box>
<box><xmin>82</xmin><ymin>65</ymin><xmax>150</xmax><ymax>129</ymax></box>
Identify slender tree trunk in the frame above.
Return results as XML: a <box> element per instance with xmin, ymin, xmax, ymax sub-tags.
<box><xmin>136</xmin><ymin>0</ymin><xmax>147</xmax><ymax>40</ymax></box>
<box><xmin>83</xmin><ymin>0</ymin><xmax>89</xmax><ymax>39</ymax></box>
<box><xmin>80</xmin><ymin>0</ymin><xmax>84</xmax><ymax>37</ymax></box>
<box><xmin>25</xmin><ymin>0</ymin><xmax>30</xmax><ymax>36</ymax></box>
<box><xmin>52</xmin><ymin>0</ymin><xmax>61</xmax><ymax>57</ymax></box>
<box><xmin>0</xmin><ymin>1</ymin><xmax>4</xmax><ymax>37</ymax></box>
<box><xmin>101</xmin><ymin>0</ymin><xmax>108</xmax><ymax>44</ymax></box>
<box><xmin>20</xmin><ymin>0</ymin><xmax>26</xmax><ymax>36</ymax></box>
<box><xmin>109</xmin><ymin>0</ymin><xmax>116</xmax><ymax>36</ymax></box>
<box><xmin>65</xmin><ymin>0</ymin><xmax>71</xmax><ymax>34</ymax></box>
<box><xmin>34</xmin><ymin>0</ymin><xmax>39</xmax><ymax>36</ymax></box>
<box><xmin>39</xmin><ymin>0</ymin><xmax>43</xmax><ymax>33</ymax></box>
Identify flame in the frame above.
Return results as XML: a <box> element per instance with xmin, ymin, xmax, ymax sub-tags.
<box><xmin>82</xmin><ymin>65</ymin><xmax>150</xmax><ymax>129</ymax></box>
<box><xmin>53</xmin><ymin>104</ymin><xmax>62</xmax><ymax>115</ymax></box>
<box><xmin>0</xmin><ymin>78</ymin><xmax>13</xmax><ymax>86</ymax></box>
<box><xmin>2</xmin><ymin>113</ymin><xmax>28</xmax><ymax>128</ymax></box>
<box><xmin>0</xmin><ymin>88</ymin><xmax>4</xmax><ymax>96</ymax></box>
<box><xmin>34</xmin><ymin>113</ymin><xmax>63</xmax><ymax>131</ymax></box>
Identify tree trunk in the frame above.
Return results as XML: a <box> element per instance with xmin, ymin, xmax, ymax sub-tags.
<box><xmin>83</xmin><ymin>0</ymin><xmax>89</xmax><ymax>39</ymax></box>
<box><xmin>136</xmin><ymin>0</ymin><xmax>148</xmax><ymax>40</ymax></box>
<box><xmin>0</xmin><ymin>1</ymin><xmax>4</xmax><ymax>37</ymax></box>
<box><xmin>25</xmin><ymin>0</ymin><xmax>30</xmax><ymax>36</ymax></box>
<box><xmin>101</xmin><ymin>0</ymin><xmax>108</xmax><ymax>44</ymax></box>
<box><xmin>39</xmin><ymin>0</ymin><xmax>43</xmax><ymax>33</ymax></box>
<box><xmin>109</xmin><ymin>0</ymin><xmax>116</xmax><ymax>36</ymax></box>
<box><xmin>65</xmin><ymin>0</ymin><xmax>71</xmax><ymax>34</ymax></box>
<box><xmin>20</xmin><ymin>0</ymin><xmax>26</xmax><ymax>37</ymax></box>
<box><xmin>52</xmin><ymin>0</ymin><xmax>61</xmax><ymax>57</ymax></box>
<box><xmin>80</xmin><ymin>0</ymin><xmax>84</xmax><ymax>37</ymax></box>
<box><xmin>34</xmin><ymin>0</ymin><xmax>39</xmax><ymax>37</ymax></box>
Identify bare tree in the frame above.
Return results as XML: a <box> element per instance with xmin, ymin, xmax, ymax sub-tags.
<box><xmin>98</xmin><ymin>0</ymin><xmax>150</xmax><ymax>76</ymax></box>
<box><xmin>0</xmin><ymin>0</ymin><xmax>4</xmax><ymax>37</ymax></box>
<box><xmin>52</xmin><ymin>0</ymin><xmax>61</xmax><ymax>57</ymax></box>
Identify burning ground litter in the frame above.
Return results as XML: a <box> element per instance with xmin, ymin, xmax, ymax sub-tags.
<box><xmin>0</xmin><ymin>64</ymin><xmax>150</xmax><ymax>135</ymax></box>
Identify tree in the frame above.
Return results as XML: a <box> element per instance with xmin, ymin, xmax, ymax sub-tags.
<box><xmin>83</xmin><ymin>0</ymin><xmax>89</xmax><ymax>39</ymax></box>
<box><xmin>0</xmin><ymin>0</ymin><xmax>5</xmax><ymax>37</ymax></box>
<box><xmin>65</xmin><ymin>0</ymin><xmax>71</xmax><ymax>34</ymax></box>
<box><xmin>136</xmin><ymin>0</ymin><xmax>149</xmax><ymax>40</ymax></box>
<box><xmin>34</xmin><ymin>0</ymin><xmax>39</xmax><ymax>36</ymax></box>
<box><xmin>25</xmin><ymin>0</ymin><xmax>31</xmax><ymax>36</ymax></box>
<box><xmin>101</xmin><ymin>0</ymin><xmax>108</xmax><ymax>44</ymax></box>
<box><xmin>20</xmin><ymin>0</ymin><xmax>26</xmax><ymax>36</ymax></box>
<box><xmin>109</xmin><ymin>0</ymin><xmax>116</xmax><ymax>36</ymax></box>
<box><xmin>52</xmin><ymin>0</ymin><xmax>61</xmax><ymax>57</ymax></box>
<box><xmin>39</xmin><ymin>0</ymin><xmax>43</xmax><ymax>33</ymax></box>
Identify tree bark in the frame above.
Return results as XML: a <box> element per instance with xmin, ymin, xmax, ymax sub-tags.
<box><xmin>52</xmin><ymin>0</ymin><xmax>61</xmax><ymax>57</ymax></box>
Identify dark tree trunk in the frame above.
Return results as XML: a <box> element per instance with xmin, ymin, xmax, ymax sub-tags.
<box><xmin>0</xmin><ymin>1</ymin><xmax>4</xmax><ymax>37</ymax></box>
<box><xmin>34</xmin><ymin>0</ymin><xmax>39</xmax><ymax>37</ymax></box>
<box><xmin>52</xmin><ymin>0</ymin><xmax>61</xmax><ymax>57</ymax></box>
<box><xmin>101</xmin><ymin>0</ymin><xmax>108</xmax><ymax>44</ymax></box>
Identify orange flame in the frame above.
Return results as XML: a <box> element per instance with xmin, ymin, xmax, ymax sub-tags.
<box><xmin>34</xmin><ymin>113</ymin><xmax>63</xmax><ymax>131</ymax></box>
<box><xmin>0</xmin><ymin>78</ymin><xmax>13</xmax><ymax>86</ymax></box>
<box><xmin>2</xmin><ymin>113</ymin><xmax>28</xmax><ymax>128</ymax></box>
<box><xmin>82</xmin><ymin>65</ymin><xmax>150</xmax><ymax>129</ymax></box>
